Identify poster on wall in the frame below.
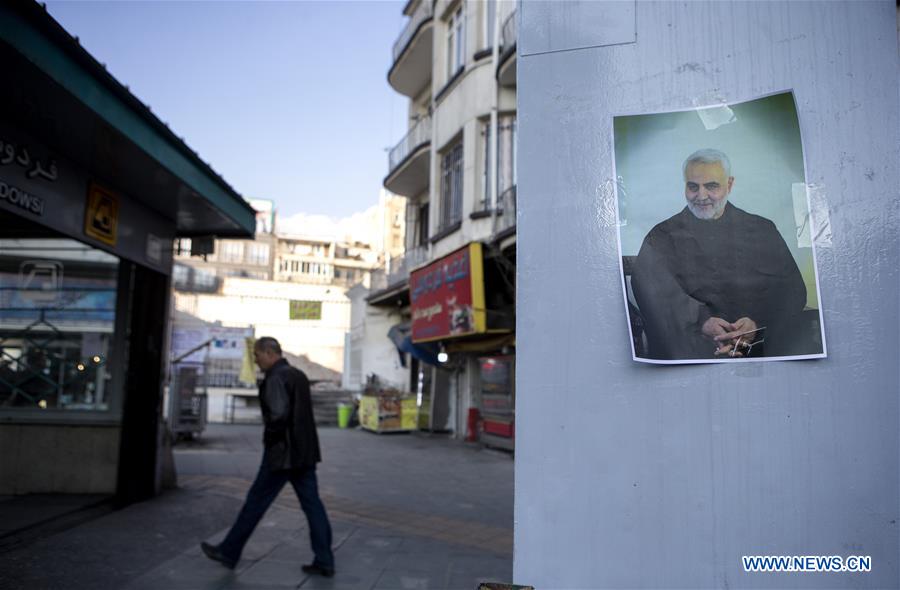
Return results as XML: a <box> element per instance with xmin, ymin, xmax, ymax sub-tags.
<box><xmin>612</xmin><ymin>90</ymin><xmax>826</xmax><ymax>364</ymax></box>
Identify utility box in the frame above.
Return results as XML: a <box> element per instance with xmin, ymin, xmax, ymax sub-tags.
<box><xmin>515</xmin><ymin>2</ymin><xmax>898</xmax><ymax>588</ymax></box>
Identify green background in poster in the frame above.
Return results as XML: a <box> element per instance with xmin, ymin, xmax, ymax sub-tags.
<box><xmin>614</xmin><ymin>92</ymin><xmax>819</xmax><ymax>309</ymax></box>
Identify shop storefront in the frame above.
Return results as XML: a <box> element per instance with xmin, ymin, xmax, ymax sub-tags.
<box><xmin>410</xmin><ymin>242</ymin><xmax>516</xmax><ymax>448</ymax></box>
<box><xmin>0</xmin><ymin>1</ymin><xmax>255</xmax><ymax>502</ymax></box>
<box><xmin>476</xmin><ymin>355</ymin><xmax>515</xmax><ymax>451</ymax></box>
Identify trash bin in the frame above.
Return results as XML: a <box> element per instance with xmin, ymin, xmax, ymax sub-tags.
<box><xmin>337</xmin><ymin>403</ymin><xmax>351</xmax><ymax>429</ymax></box>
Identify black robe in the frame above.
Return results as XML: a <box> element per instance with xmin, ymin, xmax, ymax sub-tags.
<box><xmin>631</xmin><ymin>202</ymin><xmax>808</xmax><ymax>360</ymax></box>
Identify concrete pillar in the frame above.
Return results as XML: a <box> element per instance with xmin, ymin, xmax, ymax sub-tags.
<box><xmin>515</xmin><ymin>1</ymin><xmax>898</xmax><ymax>588</ymax></box>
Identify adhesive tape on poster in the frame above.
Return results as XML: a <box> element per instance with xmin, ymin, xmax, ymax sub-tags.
<box><xmin>793</xmin><ymin>183</ymin><xmax>832</xmax><ymax>249</ymax></box>
<box><xmin>598</xmin><ymin>177</ymin><xmax>625</xmax><ymax>228</ymax></box>
<box><xmin>691</xmin><ymin>95</ymin><xmax>738</xmax><ymax>131</ymax></box>
<box><xmin>808</xmin><ymin>183</ymin><xmax>833</xmax><ymax>249</ymax></box>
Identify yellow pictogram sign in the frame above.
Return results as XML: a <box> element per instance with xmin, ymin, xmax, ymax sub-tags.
<box><xmin>84</xmin><ymin>182</ymin><xmax>119</xmax><ymax>246</ymax></box>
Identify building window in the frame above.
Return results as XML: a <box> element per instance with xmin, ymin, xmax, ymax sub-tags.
<box><xmin>480</xmin><ymin>119</ymin><xmax>492</xmax><ymax>211</ymax></box>
<box><xmin>0</xmin><ymin>233</ymin><xmax>118</xmax><ymax>413</ymax></box>
<box><xmin>440</xmin><ymin>140</ymin><xmax>463</xmax><ymax>230</ymax></box>
<box><xmin>219</xmin><ymin>241</ymin><xmax>244</xmax><ymax>263</ymax></box>
<box><xmin>173</xmin><ymin>264</ymin><xmax>190</xmax><ymax>288</ymax></box>
<box><xmin>409</xmin><ymin>201</ymin><xmax>430</xmax><ymax>247</ymax></box>
<box><xmin>289</xmin><ymin>300</ymin><xmax>322</xmax><ymax>321</ymax></box>
<box><xmin>483</xmin><ymin>0</ymin><xmax>496</xmax><ymax>49</ymax></box>
<box><xmin>446</xmin><ymin>4</ymin><xmax>465</xmax><ymax>79</ymax></box>
<box><xmin>477</xmin><ymin>115</ymin><xmax>517</xmax><ymax>213</ymax></box>
<box><xmin>246</xmin><ymin>243</ymin><xmax>269</xmax><ymax>265</ymax></box>
<box><xmin>193</xmin><ymin>268</ymin><xmax>217</xmax><ymax>289</ymax></box>
<box><xmin>498</xmin><ymin>115</ymin><xmax>517</xmax><ymax>199</ymax></box>
<box><xmin>174</xmin><ymin>238</ymin><xmax>192</xmax><ymax>256</ymax></box>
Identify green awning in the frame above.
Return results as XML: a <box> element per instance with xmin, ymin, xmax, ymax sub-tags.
<box><xmin>0</xmin><ymin>1</ymin><xmax>256</xmax><ymax>237</ymax></box>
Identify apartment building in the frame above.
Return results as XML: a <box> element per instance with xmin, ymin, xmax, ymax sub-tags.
<box><xmin>274</xmin><ymin>237</ymin><xmax>376</xmax><ymax>288</ymax></box>
<box><xmin>360</xmin><ymin>0</ymin><xmax>518</xmax><ymax>449</ymax></box>
<box><xmin>171</xmin><ymin>198</ymin><xmax>277</xmax><ymax>292</ymax></box>
<box><xmin>172</xmin><ymin>194</ymin><xmax>405</xmax><ymax>374</ymax></box>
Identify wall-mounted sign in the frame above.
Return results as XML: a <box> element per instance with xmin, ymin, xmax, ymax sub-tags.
<box><xmin>0</xmin><ymin>178</ymin><xmax>44</xmax><ymax>216</ymax></box>
<box><xmin>289</xmin><ymin>300</ymin><xmax>322</xmax><ymax>320</ymax></box>
<box><xmin>410</xmin><ymin>242</ymin><xmax>486</xmax><ymax>343</ymax></box>
<box><xmin>0</xmin><ymin>125</ymin><xmax>174</xmax><ymax>274</ymax></box>
<box><xmin>0</xmin><ymin>136</ymin><xmax>59</xmax><ymax>183</ymax></box>
<box><xmin>18</xmin><ymin>260</ymin><xmax>63</xmax><ymax>303</ymax></box>
<box><xmin>0</xmin><ymin>135</ymin><xmax>55</xmax><ymax>217</ymax></box>
<box><xmin>84</xmin><ymin>182</ymin><xmax>119</xmax><ymax>246</ymax></box>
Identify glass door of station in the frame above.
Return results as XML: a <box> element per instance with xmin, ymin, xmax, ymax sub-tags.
<box><xmin>0</xmin><ymin>209</ymin><xmax>119</xmax><ymax>415</ymax></box>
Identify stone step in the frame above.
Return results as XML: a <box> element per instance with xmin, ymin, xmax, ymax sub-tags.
<box><xmin>311</xmin><ymin>390</ymin><xmax>354</xmax><ymax>426</ymax></box>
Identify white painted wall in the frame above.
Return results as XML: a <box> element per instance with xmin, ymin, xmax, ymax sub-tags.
<box><xmin>175</xmin><ymin>277</ymin><xmax>350</xmax><ymax>372</ymax></box>
<box><xmin>427</xmin><ymin>0</ymin><xmax>512</xmax><ymax>262</ymax></box>
<box><xmin>515</xmin><ymin>1</ymin><xmax>898</xmax><ymax>588</ymax></box>
<box><xmin>343</xmin><ymin>286</ymin><xmax>408</xmax><ymax>392</ymax></box>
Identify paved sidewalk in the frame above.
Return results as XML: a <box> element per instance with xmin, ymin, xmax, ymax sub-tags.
<box><xmin>0</xmin><ymin>425</ymin><xmax>514</xmax><ymax>590</ymax></box>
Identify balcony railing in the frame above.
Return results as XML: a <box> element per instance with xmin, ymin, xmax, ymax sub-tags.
<box><xmin>392</xmin><ymin>0</ymin><xmax>433</xmax><ymax>62</ymax></box>
<box><xmin>368</xmin><ymin>245</ymin><xmax>428</xmax><ymax>294</ymax></box>
<box><xmin>389</xmin><ymin>115</ymin><xmax>432</xmax><ymax>173</ymax></box>
<box><xmin>501</xmin><ymin>9</ymin><xmax>517</xmax><ymax>51</ymax></box>
<box><xmin>370</xmin><ymin>268</ymin><xmax>388</xmax><ymax>291</ymax></box>
<box><xmin>494</xmin><ymin>185</ymin><xmax>517</xmax><ymax>234</ymax></box>
<box><xmin>387</xmin><ymin>245</ymin><xmax>428</xmax><ymax>285</ymax></box>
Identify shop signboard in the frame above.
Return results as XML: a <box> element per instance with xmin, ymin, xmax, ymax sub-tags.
<box><xmin>409</xmin><ymin>242</ymin><xmax>486</xmax><ymax>343</ymax></box>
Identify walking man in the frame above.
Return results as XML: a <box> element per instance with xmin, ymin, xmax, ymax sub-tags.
<box><xmin>201</xmin><ymin>337</ymin><xmax>335</xmax><ymax>577</ymax></box>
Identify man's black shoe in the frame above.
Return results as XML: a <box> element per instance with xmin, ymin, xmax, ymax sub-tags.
<box><xmin>302</xmin><ymin>563</ymin><xmax>335</xmax><ymax>578</ymax></box>
<box><xmin>201</xmin><ymin>542</ymin><xmax>236</xmax><ymax>569</ymax></box>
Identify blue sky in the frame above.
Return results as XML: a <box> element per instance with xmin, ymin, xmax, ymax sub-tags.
<box><xmin>46</xmin><ymin>0</ymin><xmax>408</xmax><ymax>219</ymax></box>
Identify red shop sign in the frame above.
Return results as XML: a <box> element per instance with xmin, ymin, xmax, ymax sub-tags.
<box><xmin>410</xmin><ymin>242</ymin><xmax>486</xmax><ymax>342</ymax></box>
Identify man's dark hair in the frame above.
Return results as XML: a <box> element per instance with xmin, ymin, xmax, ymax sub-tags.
<box><xmin>254</xmin><ymin>337</ymin><xmax>282</xmax><ymax>356</ymax></box>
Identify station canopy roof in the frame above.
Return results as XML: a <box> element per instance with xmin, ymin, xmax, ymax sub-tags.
<box><xmin>0</xmin><ymin>0</ymin><xmax>256</xmax><ymax>238</ymax></box>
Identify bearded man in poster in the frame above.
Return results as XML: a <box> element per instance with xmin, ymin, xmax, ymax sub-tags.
<box><xmin>630</xmin><ymin>149</ymin><xmax>810</xmax><ymax>360</ymax></box>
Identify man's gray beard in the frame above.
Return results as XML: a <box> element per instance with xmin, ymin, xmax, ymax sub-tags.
<box><xmin>688</xmin><ymin>197</ymin><xmax>728</xmax><ymax>220</ymax></box>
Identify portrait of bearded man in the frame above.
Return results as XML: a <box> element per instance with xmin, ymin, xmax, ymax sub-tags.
<box><xmin>629</xmin><ymin>148</ymin><xmax>813</xmax><ymax>360</ymax></box>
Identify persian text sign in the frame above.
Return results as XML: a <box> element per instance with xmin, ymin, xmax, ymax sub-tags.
<box><xmin>410</xmin><ymin>242</ymin><xmax>486</xmax><ymax>342</ymax></box>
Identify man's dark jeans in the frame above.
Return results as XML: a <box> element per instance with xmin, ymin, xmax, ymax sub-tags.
<box><xmin>218</xmin><ymin>458</ymin><xmax>334</xmax><ymax>569</ymax></box>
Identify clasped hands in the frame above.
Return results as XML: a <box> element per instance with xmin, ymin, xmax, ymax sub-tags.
<box><xmin>702</xmin><ymin>316</ymin><xmax>758</xmax><ymax>357</ymax></box>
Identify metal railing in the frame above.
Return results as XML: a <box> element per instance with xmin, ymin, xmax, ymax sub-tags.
<box><xmin>388</xmin><ymin>115</ymin><xmax>432</xmax><ymax>173</ymax></box>
<box><xmin>387</xmin><ymin>245</ymin><xmax>428</xmax><ymax>285</ymax></box>
<box><xmin>494</xmin><ymin>185</ymin><xmax>517</xmax><ymax>234</ymax></box>
<box><xmin>370</xmin><ymin>268</ymin><xmax>388</xmax><ymax>291</ymax></box>
<box><xmin>392</xmin><ymin>0</ymin><xmax>434</xmax><ymax>62</ymax></box>
<box><xmin>501</xmin><ymin>9</ymin><xmax>517</xmax><ymax>51</ymax></box>
<box><xmin>174</xmin><ymin>274</ymin><xmax>221</xmax><ymax>294</ymax></box>
<box><xmin>368</xmin><ymin>245</ymin><xmax>428</xmax><ymax>293</ymax></box>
